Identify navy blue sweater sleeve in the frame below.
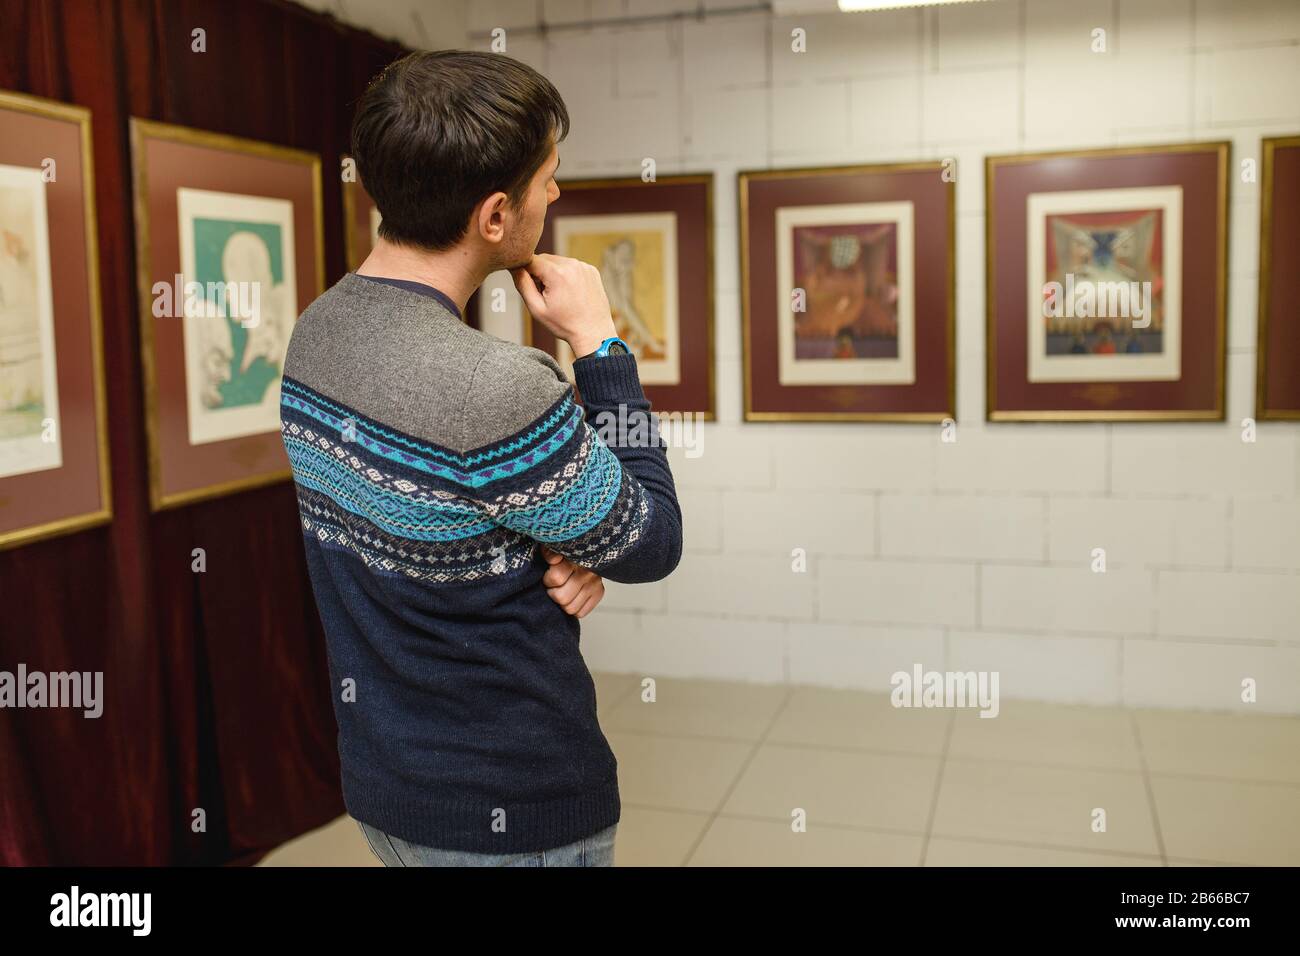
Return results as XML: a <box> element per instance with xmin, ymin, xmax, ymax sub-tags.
<box><xmin>472</xmin><ymin>349</ymin><xmax>683</xmax><ymax>585</ymax></box>
<box><xmin>568</xmin><ymin>352</ymin><xmax>684</xmax><ymax>583</ymax></box>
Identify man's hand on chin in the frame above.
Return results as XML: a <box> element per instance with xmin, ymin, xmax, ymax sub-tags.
<box><xmin>540</xmin><ymin>546</ymin><xmax>605</xmax><ymax>619</ymax></box>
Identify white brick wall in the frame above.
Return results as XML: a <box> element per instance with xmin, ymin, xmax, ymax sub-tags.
<box><xmin>436</xmin><ymin>0</ymin><xmax>1300</xmax><ymax>713</ymax></box>
<box><xmin>879</xmin><ymin>493</ymin><xmax>1044</xmax><ymax>562</ymax></box>
<box><xmin>820</xmin><ymin>559</ymin><xmax>978</xmax><ymax>628</ymax></box>
<box><xmin>295</xmin><ymin>0</ymin><xmax>465</xmax><ymax>47</ymax></box>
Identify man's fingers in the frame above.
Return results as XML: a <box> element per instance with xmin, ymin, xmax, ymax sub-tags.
<box><xmin>523</xmin><ymin>252</ymin><xmax>558</xmax><ymax>279</ymax></box>
<box><xmin>546</xmin><ymin>581</ymin><xmax>580</xmax><ymax>608</ymax></box>
<box><xmin>566</xmin><ymin>578</ymin><xmax>599</xmax><ymax>616</ymax></box>
<box><xmin>541</xmin><ymin>552</ymin><xmax>605</xmax><ymax>616</ymax></box>
<box><xmin>542</xmin><ymin>560</ymin><xmax>575</xmax><ymax>588</ymax></box>
<box><xmin>512</xmin><ymin>254</ymin><xmax>560</xmax><ymax>293</ymax></box>
<box><xmin>546</xmin><ymin>570</ymin><xmax>604</xmax><ymax>617</ymax></box>
<box><xmin>548</xmin><ymin>567</ymin><xmax>588</xmax><ymax>600</ymax></box>
<box><xmin>511</xmin><ymin>263</ymin><xmax>546</xmax><ymax>316</ymax></box>
<box><xmin>574</xmin><ymin>585</ymin><xmax>604</xmax><ymax>619</ymax></box>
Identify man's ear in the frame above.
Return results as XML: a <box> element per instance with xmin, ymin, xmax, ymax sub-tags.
<box><xmin>475</xmin><ymin>191</ymin><xmax>509</xmax><ymax>245</ymax></box>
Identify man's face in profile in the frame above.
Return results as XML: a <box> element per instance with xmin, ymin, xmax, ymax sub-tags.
<box><xmin>497</xmin><ymin>139</ymin><xmax>561</xmax><ymax>271</ymax></box>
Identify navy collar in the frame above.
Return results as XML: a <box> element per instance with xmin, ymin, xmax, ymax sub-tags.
<box><xmin>353</xmin><ymin>273</ymin><xmax>463</xmax><ymax>321</ymax></box>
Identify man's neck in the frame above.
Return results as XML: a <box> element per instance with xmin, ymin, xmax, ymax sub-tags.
<box><xmin>355</xmin><ymin>238</ymin><xmax>484</xmax><ymax>317</ymax></box>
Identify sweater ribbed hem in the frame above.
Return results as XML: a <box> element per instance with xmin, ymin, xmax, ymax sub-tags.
<box><xmin>341</xmin><ymin>767</ymin><xmax>621</xmax><ymax>854</ymax></box>
<box><xmin>572</xmin><ymin>352</ymin><xmax>645</xmax><ymax>404</ymax></box>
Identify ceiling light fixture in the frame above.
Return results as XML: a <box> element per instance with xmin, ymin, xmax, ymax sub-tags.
<box><xmin>838</xmin><ymin>0</ymin><xmax>994</xmax><ymax>12</ymax></box>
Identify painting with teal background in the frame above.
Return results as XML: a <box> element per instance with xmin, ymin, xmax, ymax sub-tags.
<box><xmin>192</xmin><ymin>218</ymin><xmax>283</xmax><ymax>409</ymax></box>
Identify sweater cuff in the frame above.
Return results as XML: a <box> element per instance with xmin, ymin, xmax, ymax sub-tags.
<box><xmin>572</xmin><ymin>352</ymin><xmax>646</xmax><ymax>404</ymax></box>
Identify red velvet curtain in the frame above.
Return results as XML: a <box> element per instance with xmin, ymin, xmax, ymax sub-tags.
<box><xmin>0</xmin><ymin>0</ymin><xmax>405</xmax><ymax>865</ymax></box>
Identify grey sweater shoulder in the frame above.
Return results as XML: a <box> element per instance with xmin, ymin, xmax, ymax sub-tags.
<box><xmin>283</xmin><ymin>271</ymin><xmax>572</xmax><ymax>454</ymax></box>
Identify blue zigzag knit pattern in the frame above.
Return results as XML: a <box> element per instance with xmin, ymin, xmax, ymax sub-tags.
<box><xmin>281</xmin><ymin>375</ymin><xmax>650</xmax><ymax>584</ymax></box>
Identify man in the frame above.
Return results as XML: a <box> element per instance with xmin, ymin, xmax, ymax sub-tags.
<box><xmin>279</xmin><ymin>50</ymin><xmax>683</xmax><ymax>867</ymax></box>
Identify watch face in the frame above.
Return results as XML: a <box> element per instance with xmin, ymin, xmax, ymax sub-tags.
<box><xmin>608</xmin><ymin>341</ymin><xmax>629</xmax><ymax>355</ymax></box>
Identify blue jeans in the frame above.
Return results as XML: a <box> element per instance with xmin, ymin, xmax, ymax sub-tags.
<box><xmin>356</xmin><ymin>818</ymin><xmax>617</xmax><ymax>867</ymax></box>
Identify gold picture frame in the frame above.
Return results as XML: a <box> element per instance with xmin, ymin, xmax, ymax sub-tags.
<box><xmin>0</xmin><ymin>90</ymin><xmax>112</xmax><ymax>551</ymax></box>
<box><xmin>130</xmin><ymin>118</ymin><xmax>324</xmax><ymax>511</ymax></box>
<box><xmin>985</xmin><ymin>141</ymin><xmax>1229</xmax><ymax>422</ymax></box>
<box><xmin>739</xmin><ymin>160</ymin><xmax>957</xmax><ymax>422</ymax></box>
<box><xmin>522</xmin><ymin>173</ymin><xmax>717</xmax><ymax>420</ymax></box>
<box><xmin>1255</xmin><ymin>134</ymin><xmax>1300</xmax><ymax>422</ymax></box>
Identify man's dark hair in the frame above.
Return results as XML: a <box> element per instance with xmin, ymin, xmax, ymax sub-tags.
<box><xmin>351</xmin><ymin>50</ymin><xmax>570</xmax><ymax>251</ymax></box>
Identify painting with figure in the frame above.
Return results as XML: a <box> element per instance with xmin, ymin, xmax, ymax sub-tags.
<box><xmin>1027</xmin><ymin>185</ymin><xmax>1182</xmax><ymax>383</ymax></box>
<box><xmin>177</xmin><ymin>188</ymin><xmax>296</xmax><ymax>445</ymax></box>
<box><xmin>552</xmin><ymin>212</ymin><xmax>680</xmax><ymax>386</ymax></box>
<box><xmin>775</xmin><ymin>201</ymin><xmax>915</xmax><ymax>387</ymax></box>
<box><xmin>0</xmin><ymin>163</ymin><xmax>61</xmax><ymax>478</ymax></box>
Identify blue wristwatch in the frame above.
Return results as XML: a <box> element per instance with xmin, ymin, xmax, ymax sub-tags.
<box><xmin>592</xmin><ymin>336</ymin><xmax>630</xmax><ymax>357</ymax></box>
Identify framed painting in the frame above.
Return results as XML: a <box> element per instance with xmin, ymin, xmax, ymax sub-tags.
<box><xmin>986</xmin><ymin>142</ymin><xmax>1229</xmax><ymax>421</ymax></box>
<box><xmin>0</xmin><ymin>90</ymin><xmax>110</xmax><ymax>551</ymax></box>
<box><xmin>739</xmin><ymin>162</ymin><xmax>955</xmax><ymax>421</ymax></box>
<box><xmin>1257</xmin><ymin>134</ymin><xmax>1300</xmax><ymax>421</ymax></box>
<box><xmin>131</xmin><ymin>119</ymin><xmax>323</xmax><ymax>510</ymax></box>
<box><xmin>341</xmin><ymin>156</ymin><xmax>381</xmax><ymax>272</ymax></box>
<box><xmin>523</xmin><ymin>174</ymin><xmax>715</xmax><ymax>418</ymax></box>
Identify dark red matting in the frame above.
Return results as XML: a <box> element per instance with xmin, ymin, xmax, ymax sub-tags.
<box><xmin>526</xmin><ymin>176</ymin><xmax>714</xmax><ymax>417</ymax></box>
<box><xmin>742</xmin><ymin>164</ymin><xmax>954</xmax><ymax>419</ymax></box>
<box><xmin>0</xmin><ymin>101</ymin><xmax>107</xmax><ymax>539</ymax></box>
<box><xmin>987</xmin><ymin>144</ymin><xmax>1227</xmax><ymax>418</ymax></box>
<box><xmin>1259</xmin><ymin>139</ymin><xmax>1300</xmax><ymax>419</ymax></box>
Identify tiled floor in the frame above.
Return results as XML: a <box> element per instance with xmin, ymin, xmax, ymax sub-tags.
<box><xmin>259</xmin><ymin>672</ymin><xmax>1300</xmax><ymax>867</ymax></box>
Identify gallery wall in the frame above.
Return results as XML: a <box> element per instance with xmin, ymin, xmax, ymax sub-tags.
<box><xmin>0</xmin><ymin>0</ymin><xmax>404</xmax><ymax>865</ymax></box>
<box><xmin>463</xmin><ymin>0</ymin><xmax>1300</xmax><ymax>714</ymax></box>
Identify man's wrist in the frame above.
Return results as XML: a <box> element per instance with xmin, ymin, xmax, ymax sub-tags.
<box><xmin>571</xmin><ymin>343</ymin><xmax>646</xmax><ymax>403</ymax></box>
<box><xmin>569</xmin><ymin>326</ymin><xmax>619</xmax><ymax>360</ymax></box>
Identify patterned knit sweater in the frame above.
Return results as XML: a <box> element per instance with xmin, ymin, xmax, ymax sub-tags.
<box><xmin>279</xmin><ymin>272</ymin><xmax>682</xmax><ymax>853</ymax></box>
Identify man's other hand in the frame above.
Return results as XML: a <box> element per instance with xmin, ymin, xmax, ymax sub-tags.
<box><xmin>539</xmin><ymin>545</ymin><xmax>605</xmax><ymax>618</ymax></box>
<box><xmin>510</xmin><ymin>253</ymin><xmax>618</xmax><ymax>359</ymax></box>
